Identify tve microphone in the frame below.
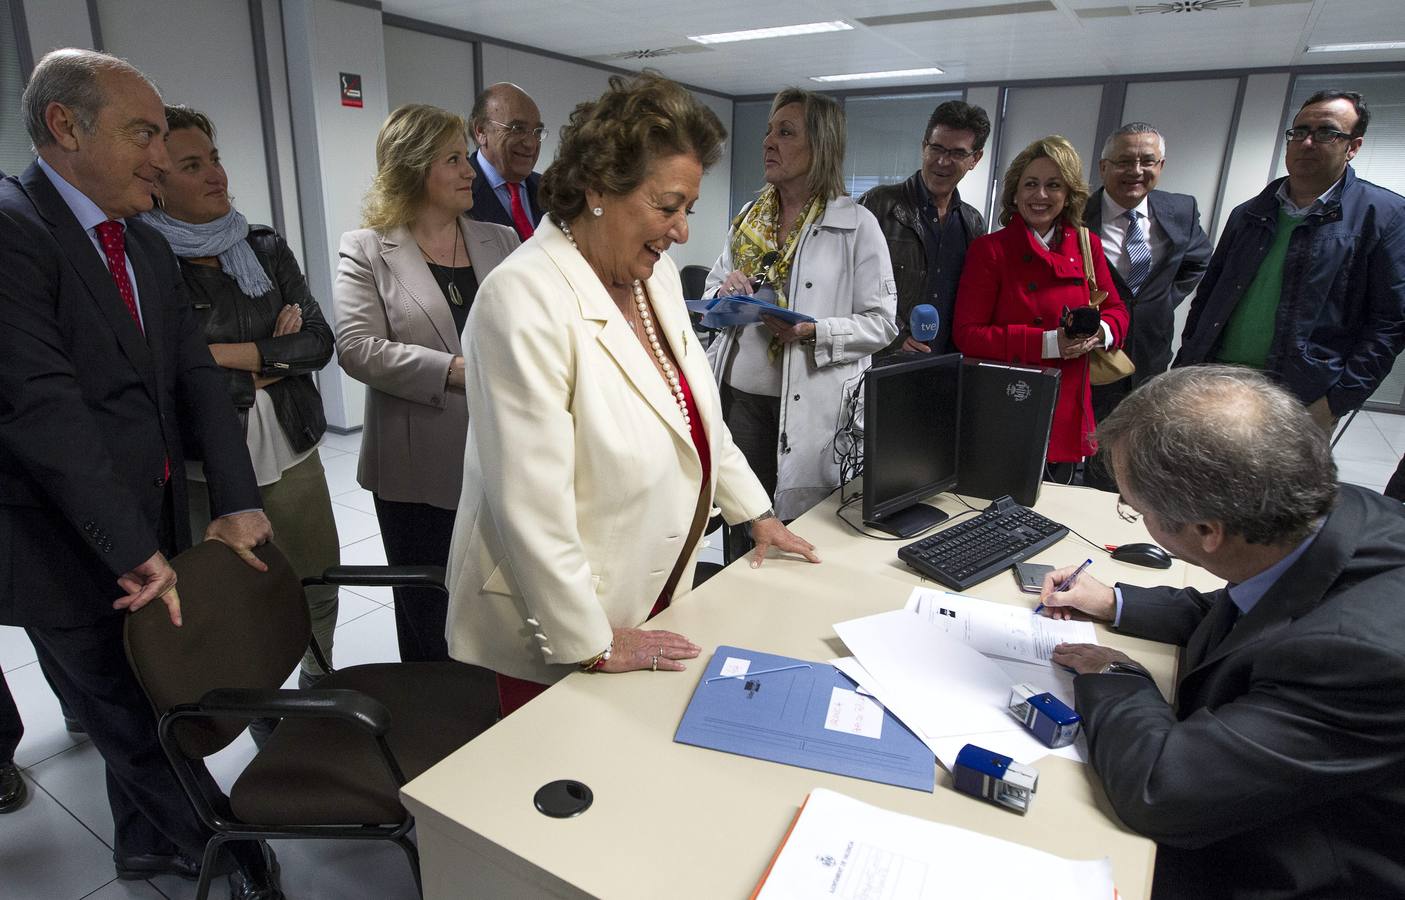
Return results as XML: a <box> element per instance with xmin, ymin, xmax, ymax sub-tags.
<box><xmin>910</xmin><ymin>304</ymin><xmax>940</xmax><ymax>347</ymax></box>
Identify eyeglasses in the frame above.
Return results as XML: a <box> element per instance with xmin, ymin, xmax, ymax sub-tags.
<box><xmin>1284</xmin><ymin>126</ymin><xmax>1352</xmax><ymax>144</ymax></box>
<box><xmin>488</xmin><ymin>119</ymin><xmax>548</xmax><ymax>142</ymax></box>
<box><xmin>1106</xmin><ymin>156</ymin><xmax>1163</xmax><ymax>171</ymax></box>
<box><xmin>1116</xmin><ymin>497</ymin><xmax>1141</xmax><ymax>524</ymax></box>
<box><xmin>922</xmin><ymin>142</ymin><xmax>977</xmax><ymax>162</ymax></box>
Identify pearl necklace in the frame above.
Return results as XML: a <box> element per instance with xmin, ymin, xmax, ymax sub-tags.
<box><xmin>558</xmin><ymin>218</ymin><xmax>691</xmax><ymax>427</ymax></box>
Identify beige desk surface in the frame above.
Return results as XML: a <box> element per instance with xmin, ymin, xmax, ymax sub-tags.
<box><xmin>402</xmin><ymin>484</ymin><xmax>1224</xmax><ymax>900</ymax></box>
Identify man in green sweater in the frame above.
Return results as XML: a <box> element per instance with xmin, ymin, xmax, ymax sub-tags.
<box><xmin>1176</xmin><ymin>90</ymin><xmax>1405</xmax><ymax>433</ymax></box>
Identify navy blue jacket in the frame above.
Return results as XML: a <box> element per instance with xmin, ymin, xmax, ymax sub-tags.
<box><xmin>1176</xmin><ymin>166</ymin><xmax>1405</xmax><ymax>415</ymax></box>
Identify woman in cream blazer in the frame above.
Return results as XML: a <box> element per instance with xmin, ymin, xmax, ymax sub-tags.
<box><xmin>335</xmin><ymin>104</ymin><xmax>518</xmax><ymax>664</ymax></box>
<box><xmin>446</xmin><ymin>74</ymin><xmax>816</xmax><ymax>713</ymax></box>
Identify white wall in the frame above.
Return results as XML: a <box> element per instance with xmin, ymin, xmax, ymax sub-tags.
<box><xmin>260</xmin><ymin>0</ymin><xmax>303</xmax><ymax>264</ymax></box>
<box><xmin>962</xmin><ymin>85</ymin><xmax>1001</xmax><ymax>220</ymax></box>
<box><xmin>997</xmin><ymin>84</ymin><xmax>1104</xmax><ymax>194</ymax></box>
<box><xmin>480</xmin><ymin>44</ymin><xmax>732</xmax><ymax>270</ymax></box>
<box><xmin>282</xmin><ymin>0</ymin><xmax>391</xmax><ymax>430</ymax></box>
<box><xmin>96</xmin><ymin>0</ymin><xmax>276</xmax><ymax>232</ymax></box>
<box><xmin>21</xmin><ymin>0</ymin><xmax>91</xmax><ymax>58</ymax></box>
<box><xmin>1121</xmin><ymin>78</ymin><xmax>1238</xmax><ymax>229</ymax></box>
<box><xmin>1215</xmin><ymin>71</ymin><xmax>1291</xmax><ymax>239</ymax></box>
<box><xmin>384</xmin><ymin>25</ymin><xmax>475</xmax><ymax>121</ymax></box>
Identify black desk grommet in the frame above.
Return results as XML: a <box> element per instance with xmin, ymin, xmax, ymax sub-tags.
<box><xmin>534</xmin><ymin>780</ymin><xmax>593</xmax><ymax>818</ymax></box>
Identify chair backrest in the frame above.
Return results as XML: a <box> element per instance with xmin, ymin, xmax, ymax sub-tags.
<box><xmin>124</xmin><ymin>540</ymin><xmax>310</xmax><ymax>758</ymax></box>
<box><xmin>680</xmin><ymin>264</ymin><xmax>710</xmax><ymax>300</ymax></box>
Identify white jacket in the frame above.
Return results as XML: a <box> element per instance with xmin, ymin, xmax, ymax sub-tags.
<box><xmin>445</xmin><ymin>217</ymin><xmax>771</xmax><ymax>684</ymax></box>
<box><xmin>706</xmin><ymin>195</ymin><xmax>898</xmax><ymax>519</ymax></box>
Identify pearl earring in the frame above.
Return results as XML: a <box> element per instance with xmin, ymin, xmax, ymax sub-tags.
<box><xmin>592</xmin><ymin>207</ymin><xmax>603</xmax><ymax>217</ymax></box>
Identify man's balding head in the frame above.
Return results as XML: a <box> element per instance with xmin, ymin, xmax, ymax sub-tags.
<box><xmin>470</xmin><ymin>82</ymin><xmax>543</xmax><ymax>183</ymax></box>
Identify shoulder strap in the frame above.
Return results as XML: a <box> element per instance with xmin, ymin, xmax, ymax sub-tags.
<box><xmin>1076</xmin><ymin>226</ymin><xmax>1100</xmax><ymax>297</ymax></box>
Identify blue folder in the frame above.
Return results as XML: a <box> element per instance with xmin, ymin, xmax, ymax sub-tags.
<box><xmin>684</xmin><ymin>295</ymin><xmax>816</xmax><ymax>328</ymax></box>
<box><xmin>673</xmin><ymin>646</ymin><xmax>935</xmax><ymax>791</ymax></box>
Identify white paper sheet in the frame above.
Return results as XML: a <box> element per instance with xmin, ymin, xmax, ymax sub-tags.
<box><xmin>754</xmin><ymin>788</ymin><xmax>1115</xmax><ymax>900</ymax></box>
<box><xmin>904</xmin><ymin>587</ymin><xmax>1098</xmax><ymax>664</ymax></box>
<box><xmin>823</xmin><ymin>687</ymin><xmax>884</xmax><ymax>740</ymax></box>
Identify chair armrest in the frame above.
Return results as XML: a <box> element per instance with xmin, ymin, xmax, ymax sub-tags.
<box><xmin>192</xmin><ymin>687</ymin><xmax>392</xmax><ymax>736</ymax></box>
<box><xmin>306</xmin><ymin>565</ymin><xmax>446</xmax><ymax>593</ymax></box>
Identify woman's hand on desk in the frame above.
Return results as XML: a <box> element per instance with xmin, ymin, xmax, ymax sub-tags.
<box><xmin>598</xmin><ymin>627</ymin><xmax>701</xmax><ymax>674</ymax></box>
<box><xmin>749</xmin><ymin>518</ymin><xmax>821</xmax><ymax>568</ymax></box>
<box><xmin>1038</xmin><ymin>565</ymin><xmax>1115</xmax><ymax>621</ymax></box>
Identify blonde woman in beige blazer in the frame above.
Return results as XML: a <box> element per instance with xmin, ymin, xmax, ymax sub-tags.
<box><xmin>335</xmin><ymin>104</ymin><xmax>518</xmax><ymax>664</ymax></box>
<box><xmin>445</xmin><ymin>74</ymin><xmax>818</xmax><ymax>716</ymax></box>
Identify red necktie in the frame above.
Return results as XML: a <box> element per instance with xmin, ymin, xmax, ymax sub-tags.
<box><xmin>506</xmin><ymin>181</ymin><xmax>535</xmax><ymax>242</ymax></box>
<box><xmin>95</xmin><ymin>220</ymin><xmax>169</xmax><ymax>482</ymax></box>
<box><xmin>95</xmin><ymin>220</ymin><xmax>142</xmax><ymax>332</ymax></box>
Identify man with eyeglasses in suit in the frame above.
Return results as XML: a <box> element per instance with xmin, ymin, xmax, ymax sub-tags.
<box><xmin>860</xmin><ymin>100</ymin><xmax>989</xmax><ymax>357</ymax></box>
<box><xmin>468</xmin><ymin>82</ymin><xmax>546</xmax><ymax>243</ymax></box>
<box><xmin>1083</xmin><ymin>122</ymin><xmax>1211</xmax><ymax>491</ymax></box>
<box><xmin>1177</xmin><ymin>90</ymin><xmax>1405</xmax><ymax>433</ymax></box>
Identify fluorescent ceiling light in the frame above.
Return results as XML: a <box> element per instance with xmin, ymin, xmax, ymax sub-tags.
<box><xmin>688</xmin><ymin>21</ymin><xmax>852</xmax><ymax>45</ymax></box>
<box><xmin>811</xmin><ymin>67</ymin><xmax>945</xmax><ymax>83</ymax></box>
<box><xmin>1305</xmin><ymin>41</ymin><xmax>1405</xmax><ymax>53</ymax></box>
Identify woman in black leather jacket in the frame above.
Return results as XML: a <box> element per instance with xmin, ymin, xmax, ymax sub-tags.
<box><xmin>145</xmin><ymin>106</ymin><xmax>341</xmax><ymax>697</ymax></box>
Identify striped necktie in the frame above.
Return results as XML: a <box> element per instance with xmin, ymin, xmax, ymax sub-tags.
<box><xmin>1124</xmin><ymin>209</ymin><xmax>1151</xmax><ymax>297</ymax></box>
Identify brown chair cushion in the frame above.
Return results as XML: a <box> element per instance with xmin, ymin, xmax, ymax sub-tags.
<box><xmin>230</xmin><ymin>662</ymin><xmax>498</xmax><ymax>825</ymax></box>
<box><xmin>125</xmin><ymin>541</ymin><xmax>309</xmax><ymax>758</ymax></box>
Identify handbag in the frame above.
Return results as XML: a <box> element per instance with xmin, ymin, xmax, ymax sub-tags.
<box><xmin>1076</xmin><ymin>226</ymin><xmax>1135</xmax><ymax>386</ymax></box>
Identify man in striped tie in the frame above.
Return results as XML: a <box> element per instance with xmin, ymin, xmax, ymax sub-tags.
<box><xmin>468</xmin><ymin>82</ymin><xmax>545</xmax><ymax>241</ymax></box>
<box><xmin>1083</xmin><ymin>123</ymin><xmax>1212</xmax><ymax>491</ymax></box>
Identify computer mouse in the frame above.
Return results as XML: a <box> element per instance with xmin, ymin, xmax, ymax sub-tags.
<box><xmin>1111</xmin><ymin>542</ymin><xmax>1173</xmax><ymax>569</ymax></box>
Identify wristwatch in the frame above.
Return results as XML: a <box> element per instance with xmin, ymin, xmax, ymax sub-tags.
<box><xmin>751</xmin><ymin>509</ymin><xmax>777</xmax><ymax>525</ymax></box>
<box><xmin>1098</xmin><ymin>660</ymin><xmax>1153</xmax><ymax>681</ymax></box>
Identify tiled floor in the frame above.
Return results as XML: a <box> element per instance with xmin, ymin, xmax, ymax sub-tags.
<box><xmin>2</xmin><ymin>412</ymin><xmax>1400</xmax><ymax>898</ymax></box>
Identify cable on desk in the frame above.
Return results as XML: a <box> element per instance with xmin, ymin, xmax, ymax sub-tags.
<box><xmin>833</xmin><ymin>492</ymin><xmax>978</xmax><ymax>541</ymax></box>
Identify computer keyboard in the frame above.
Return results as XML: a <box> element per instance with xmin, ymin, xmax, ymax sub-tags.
<box><xmin>897</xmin><ymin>495</ymin><xmax>1069</xmax><ymax>591</ymax></box>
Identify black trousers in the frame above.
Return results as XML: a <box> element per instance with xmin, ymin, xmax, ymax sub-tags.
<box><xmin>0</xmin><ymin>670</ymin><xmax>19</xmax><ymax>764</ymax></box>
<box><xmin>373</xmin><ymin>495</ymin><xmax>456</xmax><ymax>663</ymax></box>
<box><xmin>720</xmin><ymin>386</ymin><xmax>782</xmax><ymax>560</ymax></box>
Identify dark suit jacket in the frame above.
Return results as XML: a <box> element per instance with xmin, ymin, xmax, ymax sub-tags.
<box><xmin>468</xmin><ymin>151</ymin><xmax>543</xmax><ymax>231</ymax></box>
<box><xmin>1075</xmin><ymin>484</ymin><xmax>1405</xmax><ymax>899</ymax></box>
<box><xmin>1085</xmin><ymin>188</ymin><xmax>1211</xmax><ymax>388</ymax></box>
<box><xmin>0</xmin><ymin>162</ymin><xmax>261</xmax><ymax>627</ymax></box>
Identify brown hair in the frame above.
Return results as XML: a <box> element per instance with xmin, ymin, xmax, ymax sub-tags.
<box><xmin>164</xmin><ymin>104</ymin><xmax>215</xmax><ymax>140</ymax></box>
<box><xmin>362</xmin><ymin>104</ymin><xmax>467</xmax><ymax>232</ymax></box>
<box><xmin>998</xmin><ymin>135</ymin><xmax>1089</xmax><ymax>227</ymax></box>
<box><xmin>539</xmin><ymin>71</ymin><xmax>726</xmax><ymax>223</ymax></box>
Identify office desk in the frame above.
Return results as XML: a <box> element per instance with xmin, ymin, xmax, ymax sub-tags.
<box><xmin>402</xmin><ymin>484</ymin><xmax>1221</xmax><ymax>899</ymax></box>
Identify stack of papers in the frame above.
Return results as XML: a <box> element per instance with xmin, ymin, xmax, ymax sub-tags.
<box><xmin>752</xmin><ymin>788</ymin><xmax>1115</xmax><ymax>899</ymax></box>
<box><xmin>832</xmin><ymin>589</ymin><xmax>1098</xmax><ymax>769</ymax></box>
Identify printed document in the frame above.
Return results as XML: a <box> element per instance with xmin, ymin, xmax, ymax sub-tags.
<box><xmin>752</xmin><ymin>788</ymin><xmax>1115</xmax><ymax>900</ymax></box>
<box><xmin>904</xmin><ymin>587</ymin><xmax>1097</xmax><ymax>664</ymax></box>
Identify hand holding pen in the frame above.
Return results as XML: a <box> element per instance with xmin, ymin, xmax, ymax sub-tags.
<box><xmin>1034</xmin><ymin>559</ymin><xmax>1117</xmax><ymax>622</ymax></box>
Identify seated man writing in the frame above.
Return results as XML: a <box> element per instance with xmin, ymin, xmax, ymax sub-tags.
<box><xmin>1040</xmin><ymin>365</ymin><xmax>1405</xmax><ymax>899</ymax></box>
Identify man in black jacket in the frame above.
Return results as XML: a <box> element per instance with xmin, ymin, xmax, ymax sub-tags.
<box><xmin>0</xmin><ymin>50</ymin><xmax>279</xmax><ymax>897</ymax></box>
<box><xmin>859</xmin><ymin>101</ymin><xmax>988</xmax><ymax>356</ymax></box>
<box><xmin>1040</xmin><ymin>366</ymin><xmax>1405</xmax><ymax>899</ymax></box>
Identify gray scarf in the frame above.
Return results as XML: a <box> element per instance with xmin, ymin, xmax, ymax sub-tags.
<box><xmin>140</xmin><ymin>207</ymin><xmax>274</xmax><ymax>298</ymax></box>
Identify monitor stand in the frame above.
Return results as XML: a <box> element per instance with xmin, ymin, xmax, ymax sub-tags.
<box><xmin>865</xmin><ymin>502</ymin><xmax>950</xmax><ymax>538</ymax></box>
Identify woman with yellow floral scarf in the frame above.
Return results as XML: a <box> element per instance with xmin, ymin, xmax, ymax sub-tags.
<box><xmin>705</xmin><ymin>87</ymin><xmax>898</xmax><ymax>525</ymax></box>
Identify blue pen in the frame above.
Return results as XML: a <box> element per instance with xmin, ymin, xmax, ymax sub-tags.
<box><xmin>1033</xmin><ymin>558</ymin><xmax>1092</xmax><ymax>615</ymax></box>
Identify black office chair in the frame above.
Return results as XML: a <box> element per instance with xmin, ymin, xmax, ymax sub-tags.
<box><xmin>123</xmin><ymin>540</ymin><xmax>498</xmax><ymax>900</ymax></box>
<box><xmin>679</xmin><ymin>264</ymin><xmax>710</xmax><ymax>300</ymax></box>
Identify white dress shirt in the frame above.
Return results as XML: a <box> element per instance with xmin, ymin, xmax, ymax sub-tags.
<box><xmin>1099</xmin><ymin>192</ymin><xmax>1169</xmax><ymax>284</ymax></box>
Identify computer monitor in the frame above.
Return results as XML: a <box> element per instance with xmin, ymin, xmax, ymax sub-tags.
<box><xmin>862</xmin><ymin>352</ymin><xmax>962</xmax><ymax>537</ymax></box>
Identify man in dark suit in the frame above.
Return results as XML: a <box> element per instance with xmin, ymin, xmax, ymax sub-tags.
<box><xmin>1040</xmin><ymin>366</ymin><xmax>1405</xmax><ymax>899</ymax></box>
<box><xmin>1084</xmin><ymin>123</ymin><xmax>1211</xmax><ymax>489</ymax></box>
<box><xmin>0</xmin><ymin>50</ymin><xmax>279</xmax><ymax>897</ymax></box>
<box><xmin>468</xmin><ymin>82</ymin><xmax>544</xmax><ymax>242</ymax></box>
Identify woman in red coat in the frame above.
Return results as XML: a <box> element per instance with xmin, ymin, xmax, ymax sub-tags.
<box><xmin>954</xmin><ymin>135</ymin><xmax>1128</xmax><ymax>481</ymax></box>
